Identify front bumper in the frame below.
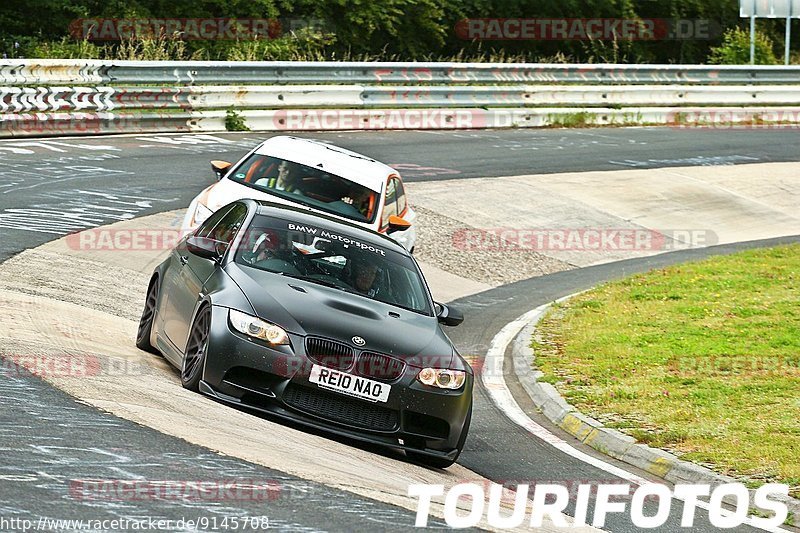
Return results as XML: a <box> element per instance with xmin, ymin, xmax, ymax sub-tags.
<box><xmin>202</xmin><ymin>306</ymin><xmax>473</xmax><ymax>459</ymax></box>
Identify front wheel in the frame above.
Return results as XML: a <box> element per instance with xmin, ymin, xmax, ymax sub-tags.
<box><xmin>406</xmin><ymin>405</ymin><xmax>472</xmax><ymax>469</ymax></box>
<box><xmin>135</xmin><ymin>277</ymin><xmax>160</xmax><ymax>354</ymax></box>
<box><xmin>181</xmin><ymin>306</ymin><xmax>211</xmax><ymax>391</ymax></box>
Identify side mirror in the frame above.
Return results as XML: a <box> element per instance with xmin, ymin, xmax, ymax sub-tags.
<box><xmin>210</xmin><ymin>160</ymin><xmax>232</xmax><ymax>180</ymax></box>
<box><xmin>186</xmin><ymin>235</ymin><xmax>225</xmax><ymax>261</ymax></box>
<box><xmin>435</xmin><ymin>303</ymin><xmax>464</xmax><ymax>327</ymax></box>
<box><xmin>387</xmin><ymin>215</ymin><xmax>411</xmax><ymax>234</ymax></box>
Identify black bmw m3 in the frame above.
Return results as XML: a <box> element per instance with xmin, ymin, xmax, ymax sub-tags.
<box><xmin>136</xmin><ymin>199</ymin><xmax>472</xmax><ymax>468</ymax></box>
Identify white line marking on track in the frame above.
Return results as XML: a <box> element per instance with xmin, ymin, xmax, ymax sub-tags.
<box><xmin>483</xmin><ymin>304</ymin><xmax>789</xmax><ymax>532</ymax></box>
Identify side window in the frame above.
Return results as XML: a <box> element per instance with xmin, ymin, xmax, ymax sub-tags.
<box><xmin>195</xmin><ymin>205</ymin><xmax>234</xmax><ymax>239</ymax></box>
<box><xmin>208</xmin><ymin>203</ymin><xmax>248</xmax><ymax>246</ymax></box>
<box><xmin>381</xmin><ymin>179</ymin><xmax>398</xmax><ymax>228</ymax></box>
<box><xmin>394</xmin><ymin>179</ymin><xmax>407</xmax><ymax>215</ymax></box>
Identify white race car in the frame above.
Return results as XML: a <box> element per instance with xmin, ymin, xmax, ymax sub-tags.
<box><xmin>182</xmin><ymin>136</ymin><xmax>417</xmax><ymax>252</ymax></box>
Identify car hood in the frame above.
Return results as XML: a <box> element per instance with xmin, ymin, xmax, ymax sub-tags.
<box><xmin>225</xmin><ymin>263</ymin><xmax>454</xmax><ymax>368</ymax></box>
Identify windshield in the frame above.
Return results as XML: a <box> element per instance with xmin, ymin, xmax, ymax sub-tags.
<box><xmin>228</xmin><ymin>153</ymin><xmax>379</xmax><ymax>223</ymax></box>
<box><xmin>235</xmin><ymin>215</ymin><xmax>432</xmax><ymax>315</ymax></box>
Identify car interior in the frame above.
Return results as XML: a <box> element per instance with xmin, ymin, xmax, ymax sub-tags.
<box><xmin>237</xmin><ymin>224</ymin><xmax>428</xmax><ymax>313</ymax></box>
<box><xmin>231</xmin><ymin>154</ymin><xmax>379</xmax><ymax>223</ymax></box>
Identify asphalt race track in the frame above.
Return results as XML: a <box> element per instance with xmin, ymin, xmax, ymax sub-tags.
<box><xmin>0</xmin><ymin>363</ymin><xmax>449</xmax><ymax>531</ymax></box>
<box><xmin>3</xmin><ymin>127</ymin><xmax>800</xmax><ymax>262</ymax></box>
<box><xmin>1</xmin><ymin>128</ymin><xmax>799</xmax><ymax>532</ymax></box>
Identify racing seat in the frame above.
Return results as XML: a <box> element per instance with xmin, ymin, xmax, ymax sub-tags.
<box><xmin>245</xmin><ymin>159</ymin><xmax>272</xmax><ymax>183</ymax></box>
<box><xmin>364</xmin><ymin>193</ymin><xmax>376</xmax><ymax>220</ymax></box>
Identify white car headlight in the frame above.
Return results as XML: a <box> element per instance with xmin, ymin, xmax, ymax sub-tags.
<box><xmin>416</xmin><ymin>368</ymin><xmax>466</xmax><ymax>390</ymax></box>
<box><xmin>193</xmin><ymin>202</ymin><xmax>214</xmax><ymax>226</ymax></box>
<box><xmin>229</xmin><ymin>309</ymin><xmax>289</xmax><ymax>345</ymax></box>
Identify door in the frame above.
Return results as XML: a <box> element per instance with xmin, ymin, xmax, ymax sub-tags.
<box><xmin>161</xmin><ymin>203</ymin><xmax>249</xmax><ymax>352</ymax></box>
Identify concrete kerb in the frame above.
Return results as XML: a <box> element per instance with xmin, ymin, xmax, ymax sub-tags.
<box><xmin>511</xmin><ymin>295</ymin><xmax>800</xmax><ymax>527</ymax></box>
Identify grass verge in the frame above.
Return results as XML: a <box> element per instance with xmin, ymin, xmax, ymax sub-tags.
<box><xmin>532</xmin><ymin>244</ymin><xmax>800</xmax><ymax>497</ymax></box>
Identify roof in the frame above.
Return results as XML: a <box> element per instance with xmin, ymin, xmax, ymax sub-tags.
<box><xmin>254</xmin><ymin>136</ymin><xmax>396</xmax><ymax>193</ymax></box>
<box><xmin>252</xmin><ymin>200</ymin><xmax>407</xmax><ymax>253</ymax></box>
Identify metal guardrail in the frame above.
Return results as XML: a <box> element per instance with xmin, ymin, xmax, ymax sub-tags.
<box><xmin>2</xmin><ymin>60</ymin><xmax>800</xmax><ymax>137</ymax></box>
<box><xmin>3</xmin><ymin>60</ymin><xmax>800</xmax><ymax>85</ymax></box>
<box><xmin>6</xmin><ymin>107</ymin><xmax>800</xmax><ymax>138</ymax></box>
<box><xmin>4</xmin><ymin>85</ymin><xmax>800</xmax><ymax>113</ymax></box>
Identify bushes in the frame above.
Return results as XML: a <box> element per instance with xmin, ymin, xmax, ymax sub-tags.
<box><xmin>708</xmin><ymin>27</ymin><xmax>779</xmax><ymax>64</ymax></box>
<box><xmin>22</xmin><ymin>37</ymin><xmax>101</xmax><ymax>59</ymax></box>
<box><xmin>217</xmin><ymin>29</ymin><xmax>334</xmax><ymax>61</ymax></box>
<box><xmin>6</xmin><ymin>30</ymin><xmax>333</xmax><ymax>62</ymax></box>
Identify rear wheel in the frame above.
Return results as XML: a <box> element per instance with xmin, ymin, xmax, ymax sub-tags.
<box><xmin>406</xmin><ymin>405</ymin><xmax>472</xmax><ymax>469</ymax></box>
<box><xmin>135</xmin><ymin>277</ymin><xmax>160</xmax><ymax>354</ymax></box>
<box><xmin>181</xmin><ymin>306</ymin><xmax>211</xmax><ymax>391</ymax></box>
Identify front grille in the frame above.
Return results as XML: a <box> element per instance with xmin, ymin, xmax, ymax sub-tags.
<box><xmin>355</xmin><ymin>352</ymin><xmax>406</xmax><ymax>382</ymax></box>
<box><xmin>283</xmin><ymin>384</ymin><xmax>398</xmax><ymax>431</ymax></box>
<box><xmin>305</xmin><ymin>337</ymin><xmax>354</xmax><ymax>371</ymax></box>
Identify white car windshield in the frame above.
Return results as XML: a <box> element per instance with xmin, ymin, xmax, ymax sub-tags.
<box><xmin>228</xmin><ymin>154</ymin><xmax>379</xmax><ymax>223</ymax></box>
<box><xmin>235</xmin><ymin>215</ymin><xmax>432</xmax><ymax>315</ymax></box>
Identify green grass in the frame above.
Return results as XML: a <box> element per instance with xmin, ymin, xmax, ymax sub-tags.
<box><xmin>533</xmin><ymin>244</ymin><xmax>800</xmax><ymax>497</ymax></box>
<box><xmin>547</xmin><ymin>111</ymin><xmax>594</xmax><ymax>128</ymax></box>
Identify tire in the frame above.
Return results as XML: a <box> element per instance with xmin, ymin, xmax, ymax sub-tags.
<box><xmin>181</xmin><ymin>306</ymin><xmax>211</xmax><ymax>392</ymax></box>
<box><xmin>406</xmin><ymin>405</ymin><xmax>472</xmax><ymax>469</ymax></box>
<box><xmin>135</xmin><ymin>277</ymin><xmax>160</xmax><ymax>354</ymax></box>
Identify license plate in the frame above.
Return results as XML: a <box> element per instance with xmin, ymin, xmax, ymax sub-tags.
<box><xmin>309</xmin><ymin>364</ymin><xmax>390</xmax><ymax>403</ymax></box>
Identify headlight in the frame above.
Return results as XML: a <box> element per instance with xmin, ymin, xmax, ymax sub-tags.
<box><xmin>417</xmin><ymin>368</ymin><xmax>466</xmax><ymax>390</ymax></box>
<box><xmin>193</xmin><ymin>202</ymin><xmax>214</xmax><ymax>226</ymax></box>
<box><xmin>229</xmin><ymin>309</ymin><xmax>289</xmax><ymax>345</ymax></box>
